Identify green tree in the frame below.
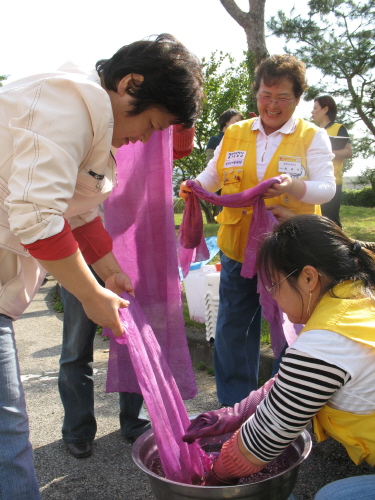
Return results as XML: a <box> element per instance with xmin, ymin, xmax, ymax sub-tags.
<box><xmin>267</xmin><ymin>0</ymin><xmax>375</xmax><ymax>160</ymax></box>
<box><xmin>220</xmin><ymin>0</ymin><xmax>269</xmax><ymax>111</ymax></box>
<box><xmin>173</xmin><ymin>52</ymin><xmax>251</xmax><ymax>222</ymax></box>
<box><xmin>0</xmin><ymin>75</ymin><xmax>7</xmax><ymax>87</ymax></box>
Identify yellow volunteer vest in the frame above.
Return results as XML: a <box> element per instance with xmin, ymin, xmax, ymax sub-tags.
<box><xmin>215</xmin><ymin>118</ymin><xmax>320</xmax><ymax>262</ymax></box>
<box><xmin>300</xmin><ymin>281</ymin><xmax>375</xmax><ymax>466</ymax></box>
<box><xmin>325</xmin><ymin>122</ymin><xmax>344</xmax><ymax>185</ymax></box>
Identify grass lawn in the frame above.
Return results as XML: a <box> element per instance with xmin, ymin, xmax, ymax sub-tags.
<box><xmin>178</xmin><ymin>205</ymin><xmax>375</xmax><ymax>344</ymax></box>
<box><xmin>176</xmin><ymin>205</ymin><xmax>375</xmax><ymax>242</ymax></box>
<box><xmin>340</xmin><ymin>205</ymin><xmax>375</xmax><ymax>242</ymax></box>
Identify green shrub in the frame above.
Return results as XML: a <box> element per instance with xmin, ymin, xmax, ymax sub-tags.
<box><xmin>174</xmin><ymin>198</ymin><xmax>185</xmax><ymax>214</ymax></box>
<box><xmin>52</xmin><ymin>293</ymin><xmax>64</xmax><ymax>313</ymax></box>
<box><xmin>342</xmin><ymin>187</ymin><xmax>375</xmax><ymax>207</ymax></box>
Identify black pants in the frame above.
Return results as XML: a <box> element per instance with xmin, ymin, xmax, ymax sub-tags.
<box><xmin>321</xmin><ymin>184</ymin><xmax>342</xmax><ymax>228</ymax></box>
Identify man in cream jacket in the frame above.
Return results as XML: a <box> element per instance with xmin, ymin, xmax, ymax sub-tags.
<box><xmin>0</xmin><ymin>34</ymin><xmax>202</xmax><ymax>499</ymax></box>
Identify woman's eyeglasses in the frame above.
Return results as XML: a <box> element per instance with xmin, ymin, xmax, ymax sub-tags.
<box><xmin>265</xmin><ymin>269</ymin><xmax>323</xmax><ymax>296</ymax></box>
<box><xmin>257</xmin><ymin>95</ymin><xmax>295</xmax><ymax>107</ymax></box>
<box><xmin>265</xmin><ymin>269</ymin><xmax>299</xmax><ymax>296</ymax></box>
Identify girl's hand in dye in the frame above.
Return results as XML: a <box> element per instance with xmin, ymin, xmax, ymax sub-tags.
<box><xmin>183</xmin><ymin>377</ymin><xmax>277</xmax><ymax>443</ymax></box>
<box><xmin>204</xmin><ymin>429</ymin><xmax>265</xmax><ymax>486</ymax></box>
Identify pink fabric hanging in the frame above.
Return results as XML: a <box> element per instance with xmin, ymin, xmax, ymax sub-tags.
<box><xmin>103</xmin><ymin>129</ymin><xmax>197</xmax><ymax>399</ymax></box>
<box><xmin>176</xmin><ymin>189</ymin><xmax>210</xmax><ymax>278</ymax></box>
<box><xmin>178</xmin><ymin>179</ymin><xmax>301</xmax><ymax>357</ymax></box>
<box><xmin>107</xmin><ymin>294</ymin><xmax>207</xmax><ymax>484</ymax></box>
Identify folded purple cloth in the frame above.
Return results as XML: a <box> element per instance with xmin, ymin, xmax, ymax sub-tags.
<box><xmin>177</xmin><ymin>176</ymin><xmax>282</xmax><ymax>279</ymax></box>
<box><xmin>178</xmin><ymin>176</ymin><xmax>301</xmax><ymax>358</ymax></box>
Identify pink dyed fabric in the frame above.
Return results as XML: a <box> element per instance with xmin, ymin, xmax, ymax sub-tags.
<box><xmin>177</xmin><ymin>190</ymin><xmax>210</xmax><ymax>278</ymax></box>
<box><xmin>178</xmin><ymin>179</ymin><xmax>301</xmax><ymax>357</ymax></box>
<box><xmin>108</xmin><ymin>294</ymin><xmax>207</xmax><ymax>484</ymax></box>
<box><xmin>177</xmin><ymin>178</ymin><xmax>282</xmax><ymax>278</ymax></box>
<box><xmin>103</xmin><ymin>129</ymin><xmax>197</xmax><ymax>399</ymax></box>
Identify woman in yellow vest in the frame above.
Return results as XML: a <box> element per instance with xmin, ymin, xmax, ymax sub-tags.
<box><xmin>312</xmin><ymin>95</ymin><xmax>353</xmax><ymax>228</ymax></box>
<box><xmin>184</xmin><ymin>214</ymin><xmax>375</xmax><ymax>497</ymax></box>
<box><xmin>180</xmin><ymin>55</ymin><xmax>335</xmax><ymax>408</ymax></box>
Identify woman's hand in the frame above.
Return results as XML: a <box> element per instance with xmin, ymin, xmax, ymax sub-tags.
<box><xmin>263</xmin><ymin>174</ymin><xmax>293</xmax><ymax>199</ymax></box>
<box><xmin>266</xmin><ymin>204</ymin><xmax>295</xmax><ymax>221</ymax></box>
<box><xmin>179</xmin><ymin>180</ymin><xmax>201</xmax><ymax>201</ymax></box>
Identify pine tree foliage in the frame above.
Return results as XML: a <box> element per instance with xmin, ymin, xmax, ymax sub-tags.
<box><xmin>268</xmin><ymin>0</ymin><xmax>375</xmax><ymax>159</ymax></box>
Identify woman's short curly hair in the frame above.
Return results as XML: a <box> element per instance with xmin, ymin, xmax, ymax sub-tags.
<box><xmin>252</xmin><ymin>54</ymin><xmax>308</xmax><ymax>98</ymax></box>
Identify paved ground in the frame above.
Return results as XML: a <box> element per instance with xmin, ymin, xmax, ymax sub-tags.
<box><xmin>15</xmin><ymin>277</ymin><xmax>373</xmax><ymax>500</ymax></box>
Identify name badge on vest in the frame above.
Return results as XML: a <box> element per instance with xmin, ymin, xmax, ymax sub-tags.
<box><xmin>224</xmin><ymin>151</ymin><xmax>246</xmax><ymax>169</ymax></box>
<box><xmin>278</xmin><ymin>156</ymin><xmax>305</xmax><ymax>179</ymax></box>
<box><xmin>223</xmin><ymin>151</ymin><xmax>246</xmax><ymax>184</ymax></box>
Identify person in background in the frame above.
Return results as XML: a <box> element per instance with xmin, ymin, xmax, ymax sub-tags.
<box><xmin>311</xmin><ymin>95</ymin><xmax>352</xmax><ymax>227</ymax></box>
<box><xmin>205</xmin><ymin>108</ymin><xmax>245</xmax><ymax>164</ymax></box>
<box><xmin>0</xmin><ymin>33</ymin><xmax>202</xmax><ymax>498</ymax></box>
<box><xmin>59</xmin><ymin>125</ymin><xmax>195</xmax><ymax>459</ymax></box>
<box><xmin>184</xmin><ymin>214</ymin><xmax>375</xmax><ymax>495</ymax></box>
<box><xmin>180</xmin><ymin>54</ymin><xmax>335</xmax><ymax>409</ymax></box>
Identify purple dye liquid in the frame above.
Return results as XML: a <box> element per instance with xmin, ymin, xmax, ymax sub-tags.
<box><xmin>239</xmin><ymin>452</ymin><xmax>294</xmax><ymax>484</ymax></box>
<box><xmin>149</xmin><ymin>442</ymin><xmax>296</xmax><ymax>485</ymax></box>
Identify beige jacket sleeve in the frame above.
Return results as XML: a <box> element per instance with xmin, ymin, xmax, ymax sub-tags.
<box><xmin>4</xmin><ymin>75</ymin><xmax>114</xmax><ymax>245</ymax></box>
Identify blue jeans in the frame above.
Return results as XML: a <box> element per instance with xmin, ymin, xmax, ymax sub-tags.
<box><xmin>0</xmin><ymin>315</ymin><xmax>40</xmax><ymax>499</ymax></box>
<box><xmin>314</xmin><ymin>475</ymin><xmax>375</xmax><ymax>500</ymax></box>
<box><xmin>58</xmin><ymin>282</ymin><xmax>150</xmax><ymax>443</ymax></box>
<box><xmin>214</xmin><ymin>254</ymin><xmax>262</xmax><ymax>406</ymax></box>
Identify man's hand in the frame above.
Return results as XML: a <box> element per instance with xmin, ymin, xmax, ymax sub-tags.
<box><xmin>105</xmin><ymin>271</ymin><xmax>135</xmax><ymax>297</ymax></box>
<box><xmin>81</xmin><ymin>287</ymin><xmax>130</xmax><ymax>337</ymax></box>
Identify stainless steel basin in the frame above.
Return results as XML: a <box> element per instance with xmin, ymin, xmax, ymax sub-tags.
<box><xmin>132</xmin><ymin>426</ymin><xmax>311</xmax><ymax>500</ymax></box>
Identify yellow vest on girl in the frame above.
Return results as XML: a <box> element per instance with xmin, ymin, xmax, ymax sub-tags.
<box><xmin>325</xmin><ymin>122</ymin><xmax>345</xmax><ymax>185</ymax></box>
<box><xmin>215</xmin><ymin>118</ymin><xmax>320</xmax><ymax>262</ymax></box>
<box><xmin>300</xmin><ymin>281</ymin><xmax>375</xmax><ymax>466</ymax></box>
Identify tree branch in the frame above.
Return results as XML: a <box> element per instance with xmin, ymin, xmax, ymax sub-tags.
<box><xmin>220</xmin><ymin>0</ymin><xmax>248</xmax><ymax>28</ymax></box>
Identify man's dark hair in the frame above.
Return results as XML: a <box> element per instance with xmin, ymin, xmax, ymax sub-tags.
<box><xmin>218</xmin><ymin>108</ymin><xmax>244</xmax><ymax>131</ymax></box>
<box><xmin>96</xmin><ymin>34</ymin><xmax>203</xmax><ymax>128</ymax></box>
<box><xmin>252</xmin><ymin>54</ymin><xmax>308</xmax><ymax>99</ymax></box>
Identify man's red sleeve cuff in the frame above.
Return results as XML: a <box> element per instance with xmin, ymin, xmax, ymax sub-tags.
<box><xmin>173</xmin><ymin>125</ymin><xmax>195</xmax><ymax>159</ymax></box>
<box><xmin>72</xmin><ymin>217</ymin><xmax>113</xmax><ymax>265</ymax></box>
<box><xmin>22</xmin><ymin>219</ymin><xmax>79</xmax><ymax>260</ymax></box>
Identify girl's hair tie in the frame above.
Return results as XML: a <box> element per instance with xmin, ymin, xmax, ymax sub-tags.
<box><xmin>352</xmin><ymin>241</ymin><xmax>362</xmax><ymax>256</ymax></box>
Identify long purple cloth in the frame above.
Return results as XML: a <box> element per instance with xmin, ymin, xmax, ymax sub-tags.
<box><xmin>178</xmin><ymin>179</ymin><xmax>301</xmax><ymax>357</ymax></box>
<box><xmin>107</xmin><ymin>294</ymin><xmax>207</xmax><ymax>484</ymax></box>
<box><xmin>103</xmin><ymin>129</ymin><xmax>197</xmax><ymax>399</ymax></box>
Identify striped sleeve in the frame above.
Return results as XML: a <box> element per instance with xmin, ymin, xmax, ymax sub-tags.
<box><xmin>241</xmin><ymin>348</ymin><xmax>351</xmax><ymax>462</ymax></box>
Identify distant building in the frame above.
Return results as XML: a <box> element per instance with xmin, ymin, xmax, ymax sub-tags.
<box><xmin>342</xmin><ymin>176</ymin><xmax>370</xmax><ymax>190</ymax></box>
